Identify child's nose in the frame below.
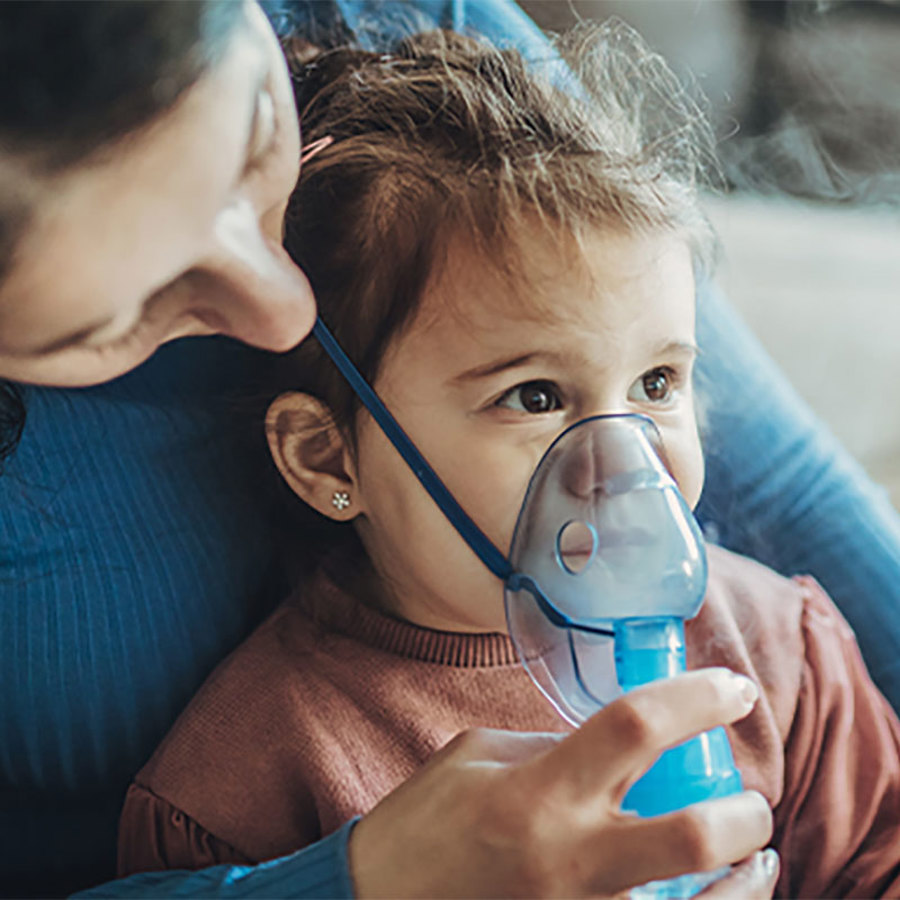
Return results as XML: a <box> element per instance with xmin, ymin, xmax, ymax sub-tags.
<box><xmin>560</xmin><ymin>418</ymin><xmax>668</xmax><ymax>499</ymax></box>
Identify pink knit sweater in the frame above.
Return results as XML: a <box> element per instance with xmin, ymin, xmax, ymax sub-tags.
<box><xmin>118</xmin><ymin>546</ymin><xmax>900</xmax><ymax>898</ymax></box>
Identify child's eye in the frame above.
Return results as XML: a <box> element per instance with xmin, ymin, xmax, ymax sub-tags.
<box><xmin>628</xmin><ymin>367</ymin><xmax>677</xmax><ymax>404</ymax></box>
<box><xmin>496</xmin><ymin>380</ymin><xmax>563</xmax><ymax>414</ymax></box>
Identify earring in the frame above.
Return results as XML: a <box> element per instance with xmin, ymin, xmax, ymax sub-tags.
<box><xmin>331</xmin><ymin>490</ymin><xmax>351</xmax><ymax>511</ymax></box>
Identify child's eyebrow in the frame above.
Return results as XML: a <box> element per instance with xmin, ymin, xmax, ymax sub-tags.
<box><xmin>450</xmin><ymin>341</ymin><xmax>697</xmax><ymax>386</ymax></box>
<box><xmin>650</xmin><ymin>340</ymin><xmax>699</xmax><ymax>359</ymax></box>
<box><xmin>450</xmin><ymin>351</ymin><xmax>569</xmax><ymax>385</ymax></box>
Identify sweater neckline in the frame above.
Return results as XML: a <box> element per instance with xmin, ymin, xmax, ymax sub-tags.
<box><xmin>296</xmin><ymin>569</ymin><xmax>521</xmax><ymax>668</ymax></box>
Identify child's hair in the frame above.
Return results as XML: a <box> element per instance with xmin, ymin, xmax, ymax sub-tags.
<box><xmin>274</xmin><ymin>21</ymin><xmax>716</xmax><ymax>563</ymax></box>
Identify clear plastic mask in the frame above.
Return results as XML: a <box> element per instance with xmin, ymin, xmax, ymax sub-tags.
<box><xmin>504</xmin><ymin>414</ymin><xmax>708</xmax><ymax>725</ymax></box>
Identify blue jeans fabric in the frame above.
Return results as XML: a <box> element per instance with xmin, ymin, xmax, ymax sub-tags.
<box><xmin>4</xmin><ymin>1</ymin><xmax>899</xmax><ymax>896</ymax></box>
<box><xmin>696</xmin><ymin>285</ymin><xmax>900</xmax><ymax>702</ymax></box>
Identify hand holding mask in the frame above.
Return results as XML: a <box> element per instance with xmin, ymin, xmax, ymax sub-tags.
<box><xmin>506</xmin><ymin>414</ymin><xmax>743</xmax><ymax>899</ymax></box>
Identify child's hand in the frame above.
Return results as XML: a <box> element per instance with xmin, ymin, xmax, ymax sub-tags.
<box><xmin>349</xmin><ymin>667</ymin><xmax>772</xmax><ymax>899</ymax></box>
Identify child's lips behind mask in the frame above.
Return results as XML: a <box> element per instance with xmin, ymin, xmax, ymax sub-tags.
<box><xmin>558</xmin><ymin>525</ymin><xmax>656</xmax><ymax>568</ymax></box>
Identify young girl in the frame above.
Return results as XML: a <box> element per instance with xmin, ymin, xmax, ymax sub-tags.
<box><xmin>118</xmin><ymin>25</ymin><xmax>900</xmax><ymax>897</ymax></box>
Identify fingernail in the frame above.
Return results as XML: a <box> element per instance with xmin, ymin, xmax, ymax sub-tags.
<box><xmin>732</xmin><ymin>673</ymin><xmax>759</xmax><ymax>709</ymax></box>
<box><xmin>761</xmin><ymin>848</ymin><xmax>779</xmax><ymax>879</ymax></box>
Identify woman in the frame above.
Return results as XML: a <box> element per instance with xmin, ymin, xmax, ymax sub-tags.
<box><xmin>0</xmin><ymin>1</ymin><xmax>896</xmax><ymax>897</ymax></box>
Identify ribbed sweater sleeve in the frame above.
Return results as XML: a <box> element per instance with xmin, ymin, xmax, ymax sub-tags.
<box><xmin>74</xmin><ymin>818</ymin><xmax>357</xmax><ymax>899</ymax></box>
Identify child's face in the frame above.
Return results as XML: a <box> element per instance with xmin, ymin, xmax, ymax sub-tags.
<box><xmin>350</xmin><ymin>224</ymin><xmax>703</xmax><ymax>634</ymax></box>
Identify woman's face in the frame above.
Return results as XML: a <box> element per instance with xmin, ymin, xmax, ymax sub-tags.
<box><xmin>0</xmin><ymin>2</ymin><xmax>315</xmax><ymax>387</ymax></box>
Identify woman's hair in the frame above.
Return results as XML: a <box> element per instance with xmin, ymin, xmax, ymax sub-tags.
<box><xmin>0</xmin><ymin>1</ymin><xmax>245</xmax><ymax>171</ymax></box>
<box><xmin>0</xmin><ymin>0</ymin><xmax>246</xmax><ymax>469</ymax></box>
<box><xmin>275</xmin><ymin>21</ymin><xmax>716</xmax><ymax>561</ymax></box>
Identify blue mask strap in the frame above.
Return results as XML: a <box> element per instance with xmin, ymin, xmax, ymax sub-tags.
<box><xmin>313</xmin><ymin>317</ymin><xmax>514</xmax><ymax>582</ymax></box>
<box><xmin>313</xmin><ymin>317</ymin><xmax>613</xmax><ymax>638</ymax></box>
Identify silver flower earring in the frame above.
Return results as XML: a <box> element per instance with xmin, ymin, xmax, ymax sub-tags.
<box><xmin>331</xmin><ymin>491</ymin><xmax>351</xmax><ymax>511</ymax></box>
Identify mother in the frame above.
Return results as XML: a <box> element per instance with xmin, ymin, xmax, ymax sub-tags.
<box><xmin>2</xmin><ymin>1</ymin><xmax>898</xmax><ymax>897</ymax></box>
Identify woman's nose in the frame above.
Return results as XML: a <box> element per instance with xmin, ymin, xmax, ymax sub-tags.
<box><xmin>197</xmin><ymin>198</ymin><xmax>317</xmax><ymax>352</ymax></box>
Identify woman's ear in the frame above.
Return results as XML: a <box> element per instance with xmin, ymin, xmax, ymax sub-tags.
<box><xmin>266</xmin><ymin>393</ymin><xmax>359</xmax><ymax>521</ymax></box>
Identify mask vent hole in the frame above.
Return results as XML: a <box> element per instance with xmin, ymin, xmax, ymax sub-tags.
<box><xmin>556</xmin><ymin>520</ymin><xmax>598</xmax><ymax>576</ymax></box>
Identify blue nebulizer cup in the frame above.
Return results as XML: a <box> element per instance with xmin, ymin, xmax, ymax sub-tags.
<box><xmin>504</xmin><ymin>414</ymin><xmax>743</xmax><ymax>899</ymax></box>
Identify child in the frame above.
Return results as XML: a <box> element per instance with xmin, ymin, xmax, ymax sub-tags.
<box><xmin>118</xmin><ymin>25</ymin><xmax>900</xmax><ymax>897</ymax></box>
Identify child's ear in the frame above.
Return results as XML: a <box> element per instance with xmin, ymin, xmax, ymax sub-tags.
<box><xmin>266</xmin><ymin>393</ymin><xmax>359</xmax><ymax>521</ymax></box>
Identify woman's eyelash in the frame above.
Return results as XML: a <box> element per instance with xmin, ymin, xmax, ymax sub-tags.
<box><xmin>85</xmin><ymin>283</ymin><xmax>174</xmax><ymax>352</ymax></box>
<box><xmin>79</xmin><ymin>318</ymin><xmax>146</xmax><ymax>355</ymax></box>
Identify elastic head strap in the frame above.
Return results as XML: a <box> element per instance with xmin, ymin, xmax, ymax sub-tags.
<box><xmin>313</xmin><ymin>317</ymin><xmax>613</xmax><ymax>637</ymax></box>
<box><xmin>313</xmin><ymin>317</ymin><xmax>515</xmax><ymax>581</ymax></box>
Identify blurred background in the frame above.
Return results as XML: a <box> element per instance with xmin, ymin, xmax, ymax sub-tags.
<box><xmin>520</xmin><ymin>0</ymin><xmax>900</xmax><ymax>509</ymax></box>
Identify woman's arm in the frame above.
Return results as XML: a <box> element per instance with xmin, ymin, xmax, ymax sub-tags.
<box><xmin>79</xmin><ymin>670</ymin><xmax>774</xmax><ymax>899</ymax></box>
<box><xmin>695</xmin><ymin>283</ymin><xmax>900</xmax><ymax>709</ymax></box>
<box><xmin>77</xmin><ymin>823</ymin><xmax>355</xmax><ymax>899</ymax></box>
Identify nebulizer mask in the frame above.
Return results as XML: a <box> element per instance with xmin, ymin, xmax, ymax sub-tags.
<box><xmin>314</xmin><ymin>318</ymin><xmax>742</xmax><ymax>899</ymax></box>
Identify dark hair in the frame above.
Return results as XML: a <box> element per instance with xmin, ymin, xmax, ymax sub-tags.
<box><xmin>273</xmin><ymin>22</ymin><xmax>715</xmax><ymax>563</ymax></box>
<box><xmin>0</xmin><ymin>1</ymin><xmax>246</xmax><ymax>170</ymax></box>
<box><xmin>0</xmin><ymin>0</ymin><xmax>246</xmax><ymax>469</ymax></box>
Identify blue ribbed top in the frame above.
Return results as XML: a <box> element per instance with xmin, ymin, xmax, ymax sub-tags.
<box><xmin>0</xmin><ymin>339</ymin><xmax>283</xmax><ymax>894</ymax></box>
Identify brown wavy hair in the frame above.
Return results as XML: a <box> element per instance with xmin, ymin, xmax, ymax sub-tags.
<box><xmin>273</xmin><ymin>22</ymin><xmax>716</xmax><ymax>563</ymax></box>
<box><xmin>281</xmin><ymin>22</ymin><xmax>716</xmax><ymax>435</ymax></box>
